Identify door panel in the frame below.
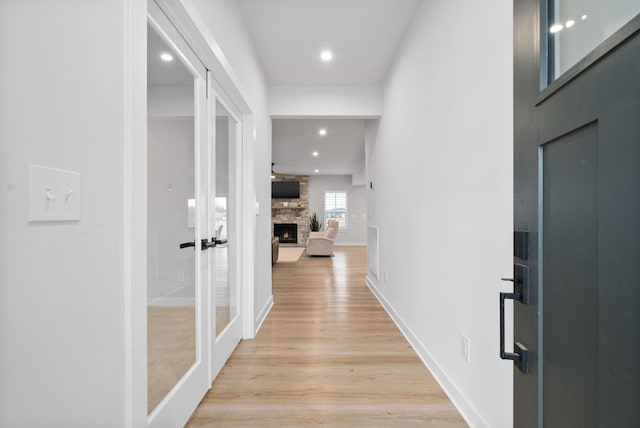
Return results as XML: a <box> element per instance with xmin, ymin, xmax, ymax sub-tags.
<box><xmin>146</xmin><ymin>11</ymin><xmax>210</xmax><ymax>427</ymax></box>
<box><xmin>146</xmin><ymin>24</ymin><xmax>197</xmax><ymax>415</ymax></box>
<box><xmin>542</xmin><ymin>123</ymin><xmax>598</xmax><ymax>426</ymax></box>
<box><xmin>214</xmin><ymin>100</ymin><xmax>233</xmax><ymax>336</ymax></box>
<box><xmin>513</xmin><ymin>0</ymin><xmax>640</xmax><ymax>425</ymax></box>
<box><xmin>209</xmin><ymin>91</ymin><xmax>243</xmax><ymax>380</ymax></box>
<box><xmin>597</xmin><ymin>105</ymin><xmax>640</xmax><ymax>426</ymax></box>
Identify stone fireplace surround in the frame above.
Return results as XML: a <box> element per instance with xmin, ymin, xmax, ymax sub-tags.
<box><xmin>272</xmin><ymin>174</ymin><xmax>309</xmax><ymax>245</ymax></box>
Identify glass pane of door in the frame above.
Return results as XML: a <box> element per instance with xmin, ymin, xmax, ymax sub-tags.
<box><xmin>146</xmin><ymin>24</ymin><xmax>196</xmax><ymax>414</ymax></box>
<box><xmin>213</xmin><ymin>100</ymin><xmax>237</xmax><ymax>336</ymax></box>
<box><xmin>546</xmin><ymin>0</ymin><xmax>640</xmax><ymax>83</ymax></box>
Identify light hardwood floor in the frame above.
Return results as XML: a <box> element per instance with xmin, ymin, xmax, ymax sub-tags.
<box><xmin>186</xmin><ymin>246</ymin><xmax>467</xmax><ymax>427</ymax></box>
<box><xmin>147</xmin><ymin>306</ymin><xmax>196</xmax><ymax>413</ymax></box>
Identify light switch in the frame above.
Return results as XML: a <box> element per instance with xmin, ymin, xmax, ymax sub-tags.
<box><xmin>29</xmin><ymin>164</ymin><xmax>81</xmax><ymax>222</ymax></box>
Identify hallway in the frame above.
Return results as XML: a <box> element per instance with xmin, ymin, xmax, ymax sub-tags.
<box><xmin>187</xmin><ymin>247</ymin><xmax>466</xmax><ymax>427</ymax></box>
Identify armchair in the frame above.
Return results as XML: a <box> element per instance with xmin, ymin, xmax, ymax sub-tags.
<box><xmin>306</xmin><ymin>220</ymin><xmax>339</xmax><ymax>256</ymax></box>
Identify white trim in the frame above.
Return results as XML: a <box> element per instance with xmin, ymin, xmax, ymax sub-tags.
<box><xmin>334</xmin><ymin>242</ymin><xmax>367</xmax><ymax>246</ymax></box>
<box><xmin>147</xmin><ymin>4</ymin><xmax>207</xmax><ymax>79</ymax></box>
<box><xmin>146</xmin><ymin>359</ymin><xmax>204</xmax><ymax>423</ymax></box>
<box><xmin>241</xmin><ymin>115</ymin><xmax>256</xmax><ymax>339</ymax></box>
<box><xmin>124</xmin><ymin>0</ymin><xmax>147</xmax><ymax>426</ymax></box>
<box><xmin>206</xmin><ymin>71</ymin><xmax>216</xmax><ymax>383</ymax></box>
<box><xmin>254</xmin><ymin>295</ymin><xmax>274</xmax><ymax>335</ymax></box>
<box><xmin>214</xmin><ymin>89</ymin><xmax>242</xmax><ymax>125</ymax></box>
<box><xmin>123</xmin><ymin>0</ymin><xmax>134</xmax><ymax>425</ymax></box>
<box><xmin>155</xmin><ymin>0</ymin><xmax>254</xmax><ymax>115</ymax></box>
<box><xmin>366</xmin><ymin>276</ymin><xmax>490</xmax><ymax>428</ymax></box>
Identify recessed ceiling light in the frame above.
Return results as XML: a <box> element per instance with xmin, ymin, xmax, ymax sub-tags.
<box><xmin>581</xmin><ymin>14</ymin><xmax>588</xmax><ymax>20</ymax></box>
<box><xmin>565</xmin><ymin>20</ymin><xmax>575</xmax><ymax>28</ymax></box>
<box><xmin>160</xmin><ymin>52</ymin><xmax>173</xmax><ymax>62</ymax></box>
<box><xmin>312</xmin><ymin>151</ymin><xmax>319</xmax><ymax>157</ymax></box>
<box><xmin>320</xmin><ymin>50</ymin><xmax>333</xmax><ymax>62</ymax></box>
<box><xmin>549</xmin><ymin>24</ymin><xmax>563</xmax><ymax>34</ymax></box>
<box><xmin>315</xmin><ymin>169</ymin><xmax>319</xmax><ymax>173</ymax></box>
<box><xmin>318</xmin><ymin>128</ymin><xmax>327</xmax><ymax>136</ymax></box>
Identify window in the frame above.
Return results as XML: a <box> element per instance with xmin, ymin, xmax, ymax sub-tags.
<box><xmin>545</xmin><ymin>0</ymin><xmax>640</xmax><ymax>85</ymax></box>
<box><xmin>324</xmin><ymin>191</ymin><xmax>348</xmax><ymax>230</ymax></box>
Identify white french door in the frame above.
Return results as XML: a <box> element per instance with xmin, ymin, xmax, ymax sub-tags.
<box><xmin>146</xmin><ymin>4</ymin><xmax>244</xmax><ymax>427</ymax></box>
<box><xmin>146</xmin><ymin>10</ymin><xmax>209</xmax><ymax>428</ymax></box>
<box><xmin>207</xmin><ymin>83</ymin><xmax>243</xmax><ymax>381</ymax></box>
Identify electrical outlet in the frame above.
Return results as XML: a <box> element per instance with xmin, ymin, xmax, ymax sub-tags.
<box><xmin>460</xmin><ymin>335</ymin><xmax>471</xmax><ymax>363</ymax></box>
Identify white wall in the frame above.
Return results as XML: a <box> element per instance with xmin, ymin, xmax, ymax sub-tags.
<box><xmin>366</xmin><ymin>1</ymin><xmax>513</xmax><ymax>427</ymax></box>
<box><xmin>269</xmin><ymin>86</ymin><xmax>382</xmax><ymax>117</ymax></box>
<box><xmin>0</xmin><ymin>0</ymin><xmax>146</xmax><ymax>426</ymax></box>
<box><xmin>352</xmin><ymin>162</ymin><xmax>366</xmax><ymax>186</ymax></box>
<box><xmin>148</xmin><ymin>86</ymin><xmax>194</xmax><ymax>117</ymax></box>
<box><xmin>308</xmin><ymin>176</ymin><xmax>367</xmax><ymax>245</ymax></box>
<box><xmin>192</xmin><ymin>0</ymin><xmax>273</xmax><ymax>330</ymax></box>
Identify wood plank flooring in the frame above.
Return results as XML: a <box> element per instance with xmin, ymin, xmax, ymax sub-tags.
<box><xmin>147</xmin><ymin>306</ymin><xmax>195</xmax><ymax>413</ymax></box>
<box><xmin>186</xmin><ymin>246</ymin><xmax>467</xmax><ymax>427</ymax></box>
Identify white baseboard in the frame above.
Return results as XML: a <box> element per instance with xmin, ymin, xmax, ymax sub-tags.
<box><xmin>254</xmin><ymin>295</ymin><xmax>274</xmax><ymax>335</ymax></box>
<box><xmin>365</xmin><ymin>276</ymin><xmax>489</xmax><ymax>428</ymax></box>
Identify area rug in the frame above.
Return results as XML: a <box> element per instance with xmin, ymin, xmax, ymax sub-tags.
<box><xmin>278</xmin><ymin>247</ymin><xmax>305</xmax><ymax>262</ymax></box>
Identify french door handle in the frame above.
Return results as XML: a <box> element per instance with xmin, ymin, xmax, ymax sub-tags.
<box><xmin>499</xmin><ymin>292</ymin><xmax>529</xmax><ymax>373</ymax></box>
<box><xmin>201</xmin><ymin>239</ymin><xmax>216</xmax><ymax>250</ymax></box>
<box><xmin>179</xmin><ymin>239</ymin><xmax>216</xmax><ymax>250</ymax></box>
<box><xmin>499</xmin><ymin>264</ymin><xmax>530</xmax><ymax>374</ymax></box>
<box><xmin>500</xmin><ymin>292</ymin><xmax>520</xmax><ymax>360</ymax></box>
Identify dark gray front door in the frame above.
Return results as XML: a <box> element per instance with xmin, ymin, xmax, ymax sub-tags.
<box><xmin>512</xmin><ymin>1</ymin><xmax>640</xmax><ymax>426</ymax></box>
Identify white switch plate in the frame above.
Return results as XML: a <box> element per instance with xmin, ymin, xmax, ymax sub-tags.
<box><xmin>29</xmin><ymin>164</ymin><xmax>82</xmax><ymax>222</ymax></box>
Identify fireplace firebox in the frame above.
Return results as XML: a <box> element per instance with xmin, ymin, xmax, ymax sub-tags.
<box><xmin>274</xmin><ymin>223</ymin><xmax>298</xmax><ymax>244</ymax></box>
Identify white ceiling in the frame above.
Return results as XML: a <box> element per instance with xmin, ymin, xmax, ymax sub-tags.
<box><xmin>237</xmin><ymin>1</ymin><xmax>420</xmax><ymax>177</ymax></box>
<box><xmin>238</xmin><ymin>0</ymin><xmax>421</xmax><ymax>86</ymax></box>
<box><xmin>272</xmin><ymin>119</ymin><xmax>365</xmax><ymax>176</ymax></box>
